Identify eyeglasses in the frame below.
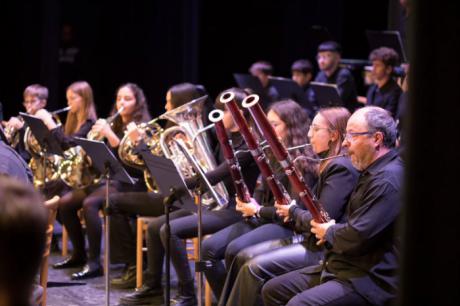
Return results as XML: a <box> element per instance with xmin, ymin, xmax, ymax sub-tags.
<box><xmin>343</xmin><ymin>131</ymin><xmax>374</xmax><ymax>141</ymax></box>
<box><xmin>23</xmin><ymin>99</ymin><xmax>40</xmax><ymax>106</ymax></box>
<box><xmin>309</xmin><ymin>125</ymin><xmax>330</xmax><ymax>134</ymax></box>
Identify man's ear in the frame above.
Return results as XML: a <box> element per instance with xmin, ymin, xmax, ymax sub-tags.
<box><xmin>374</xmin><ymin>131</ymin><xmax>384</xmax><ymax>149</ymax></box>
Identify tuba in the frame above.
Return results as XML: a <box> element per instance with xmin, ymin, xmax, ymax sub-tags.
<box><xmin>159</xmin><ymin>95</ymin><xmax>229</xmax><ymax>210</ymax></box>
<box><xmin>118</xmin><ymin>117</ymin><xmax>164</xmax><ymax>192</ymax></box>
<box><xmin>57</xmin><ymin>106</ymin><xmax>125</xmax><ymax>189</ymax></box>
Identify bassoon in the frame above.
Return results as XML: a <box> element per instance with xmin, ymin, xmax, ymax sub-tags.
<box><xmin>208</xmin><ymin>109</ymin><xmax>251</xmax><ymax>202</ymax></box>
<box><xmin>219</xmin><ymin>91</ymin><xmax>291</xmax><ymax>206</ymax></box>
<box><xmin>241</xmin><ymin>94</ymin><xmax>330</xmax><ymax>223</ymax></box>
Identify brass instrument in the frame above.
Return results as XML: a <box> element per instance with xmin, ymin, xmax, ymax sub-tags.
<box><xmin>3</xmin><ymin>116</ymin><xmax>24</xmax><ymax>147</ymax></box>
<box><xmin>23</xmin><ymin>106</ymin><xmax>71</xmax><ymax>188</ymax></box>
<box><xmin>118</xmin><ymin>117</ymin><xmax>164</xmax><ymax>192</ymax></box>
<box><xmin>57</xmin><ymin>106</ymin><xmax>125</xmax><ymax>189</ymax></box>
<box><xmin>159</xmin><ymin>95</ymin><xmax>229</xmax><ymax>209</ymax></box>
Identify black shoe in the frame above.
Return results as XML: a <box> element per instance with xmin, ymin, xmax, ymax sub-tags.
<box><xmin>111</xmin><ymin>265</ymin><xmax>137</xmax><ymax>289</ymax></box>
<box><xmin>71</xmin><ymin>264</ymin><xmax>103</xmax><ymax>280</ymax></box>
<box><xmin>170</xmin><ymin>294</ymin><xmax>197</xmax><ymax>306</ymax></box>
<box><xmin>53</xmin><ymin>256</ymin><xmax>86</xmax><ymax>269</ymax></box>
<box><xmin>118</xmin><ymin>284</ymin><xmax>163</xmax><ymax>305</ymax></box>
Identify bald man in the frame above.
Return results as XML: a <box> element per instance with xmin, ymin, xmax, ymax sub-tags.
<box><xmin>262</xmin><ymin>106</ymin><xmax>403</xmax><ymax>306</ymax></box>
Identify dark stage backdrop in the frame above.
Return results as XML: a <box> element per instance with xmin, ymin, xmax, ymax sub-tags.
<box><xmin>0</xmin><ymin>0</ymin><xmax>389</xmax><ymax>120</ymax></box>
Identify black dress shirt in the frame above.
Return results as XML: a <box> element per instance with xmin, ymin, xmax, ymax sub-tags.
<box><xmin>322</xmin><ymin>149</ymin><xmax>403</xmax><ymax>305</ymax></box>
<box><xmin>366</xmin><ymin>78</ymin><xmax>402</xmax><ymax>117</ymax></box>
<box><xmin>315</xmin><ymin>68</ymin><xmax>359</xmax><ymax>112</ymax></box>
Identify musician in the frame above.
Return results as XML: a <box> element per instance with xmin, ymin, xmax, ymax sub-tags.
<box><xmin>222</xmin><ymin>107</ymin><xmax>358</xmax><ymax>306</ymax></box>
<box><xmin>0</xmin><ymin>138</ymin><xmax>33</xmax><ymax>184</ymax></box>
<box><xmin>63</xmin><ymin>83</ymin><xmax>151</xmax><ymax>280</ymax></box>
<box><xmin>108</xmin><ymin>82</ymin><xmax>206</xmax><ymax>289</ymax></box>
<box><xmin>34</xmin><ymin>81</ymin><xmax>97</xmax><ymax>274</ymax></box>
<box><xmin>249</xmin><ymin>61</ymin><xmax>280</xmax><ymax>108</ymax></box>
<box><xmin>314</xmin><ymin>41</ymin><xmax>359</xmax><ymax>112</ymax></box>
<box><xmin>201</xmin><ymin>99</ymin><xmax>318</xmax><ymax>302</ymax></box>
<box><xmin>291</xmin><ymin>59</ymin><xmax>316</xmax><ymax>116</ymax></box>
<box><xmin>0</xmin><ymin>175</ymin><xmax>47</xmax><ymax>306</ymax></box>
<box><xmin>262</xmin><ymin>106</ymin><xmax>403</xmax><ymax>306</ymax></box>
<box><xmin>2</xmin><ymin>84</ymin><xmax>48</xmax><ymax>162</ymax></box>
<box><xmin>119</xmin><ymin>88</ymin><xmax>260</xmax><ymax>306</ymax></box>
<box><xmin>366</xmin><ymin>47</ymin><xmax>402</xmax><ymax>117</ymax></box>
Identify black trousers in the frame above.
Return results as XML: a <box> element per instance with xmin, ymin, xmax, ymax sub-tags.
<box><xmin>145</xmin><ymin>207</ymin><xmax>241</xmax><ymax>296</ymax></box>
<box><xmin>224</xmin><ymin>237</ymin><xmax>323</xmax><ymax>306</ymax></box>
<box><xmin>262</xmin><ymin>267</ymin><xmax>371</xmax><ymax>306</ymax></box>
<box><xmin>201</xmin><ymin>221</ymin><xmax>294</xmax><ymax>300</ymax></box>
<box><xmin>109</xmin><ymin>192</ymin><xmax>166</xmax><ymax>265</ymax></box>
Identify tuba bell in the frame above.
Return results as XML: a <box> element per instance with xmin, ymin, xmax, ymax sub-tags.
<box><xmin>118</xmin><ymin>117</ymin><xmax>164</xmax><ymax>192</ymax></box>
<box><xmin>159</xmin><ymin>95</ymin><xmax>229</xmax><ymax>209</ymax></box>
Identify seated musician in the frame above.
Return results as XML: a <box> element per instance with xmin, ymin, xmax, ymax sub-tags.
<box><xmin>2</xmin><ymin>84</ymin><xmax>48</xmax><ymax>162</ymax></box>
<box><xmin>119</xmin><ymin>88</ymin><xmax>260</xmax><ymax>306</ymax></box>
<box><xmin>366</xmin><ymin>47</ymin><xmax>402</xmax><ymax>117</ymax></box>
<box><xmin>291</xmin><ymin>59</ymin><xmax>316</xmax><ymax>116</ymax></box>
<box><xmin>202</xmin><ymin>99</ymin><xmax>319</xmax><ymax>303</ymax></box>
<box><xmin>249</xmin><ymin>60</ymin><xmax>280</xmax><ymax>108</ymax></box>
<box><xmin>314</xmin><ymin>41</ymin><xmax>359</xmax><ymax>112</ymax></box>
<box><xmin>222</xmin><ymin>107</ymin><xmax>358</xmax><ymax>306</ymax></box>
<box><xmin>262</xmin><ymin>106</ymin><xmax>403</xmax><ymax>306</ymax></box>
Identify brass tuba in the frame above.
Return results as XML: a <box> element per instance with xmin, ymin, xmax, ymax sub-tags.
<box><xmin>57</xmin><ymin>106</ymin><xmax>125</xmax><ymax>189</ymax></box>
<box><xmin>118</xmin><ymin>117</ymin><xmax>164</xmax><ymax>192</ymax></box>
<box><xmin>159</xmin><ymin>96</ymin><xmax>228</xmax><ymax>210</ymax></box>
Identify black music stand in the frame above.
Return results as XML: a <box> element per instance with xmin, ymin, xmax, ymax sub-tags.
<box><xmin>140</xmin><ymin>152</ymin><xmax>195</xmax><ymax>306</ymax></box>
<box><xmin>310</xmin><ymin>82</ymin><xmax>343</xmax><ymax>108</ymax></box>
<box><xmin>73</xmin><ymin>137</ymin><xmax>135</xmax><ymax>306</ymax></box>
<box><xmin>233</xmin><ymin>73</ymin><xmax>271</xmax><ymax>104</ymax></box>
<box><xmin>20</xmin><ymin>113</ymin><xmax>65</xmax><ymax>189</ymax></box>
<box><xmin>268</xmin><ymin>76</ymin><xmax>308</xmax><ymax>105</ymax></box>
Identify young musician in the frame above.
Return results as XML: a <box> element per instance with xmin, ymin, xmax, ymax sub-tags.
<box><xmin>108</xmin><ymin>82</ymin><xmax>206</xmax><ymax>289</ymax></box>
<box><xmin>366</xmin><ymin>47</ymin><xmax>402</xmax><ymax>117</ymax></box>
<box><xmin>34</xmin><ymin>81</ymin><xmax>97</xmax><ymax>275</ymax></box>
<box><xmin>263</xmin><ymin>106</ymin><xmax>403</xmax><ymax>306</ymax></box>
<box><xmin>222</xmin><ymin>107</ymin><xmax>358</xmax><ymax>306</ymax></box>
<box><xmin>67</xmin><ymin>82</ymin><xmax>151</xmax><ymax>280</ymax></box>
<box><xmin>291</xmin><ymin>59</ymin><xmax>316</xmax><ymax>116</ymax></box>
<box><xmin>202</xmin><ymin>99</ymin><xmax>319</xmax><ymax>301</ymax></box>
<box><xmin>314</xmin><ymin>41</ymin><xmax>359</xmax><ymax>112</ymax></box>
<box><xmin>119</xmin><ymin>88</ymin><xmax>260</xmax><ymax>306</ymax></box>
<box><xmin>249</xmin><ymin>61</ymin><xmax>280</xmax><ymax>108</ymax></box>
<box><xmin>2</xmin><ymin>84</ymin><xmax>48</xmax><ymax>162</ymax></box>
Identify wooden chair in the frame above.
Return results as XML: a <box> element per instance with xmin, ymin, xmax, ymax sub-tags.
<box><xmin>39</xmin><ymin>195</ymin><xmax>60</xmax><ymax>306</ymax></box>
<box><xmin>136</xmin><ymin>216</ymin><xmax>212</xmax><ymax>306</ymax></box>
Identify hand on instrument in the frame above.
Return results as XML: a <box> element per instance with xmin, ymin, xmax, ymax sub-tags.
<box><xmin>275</xmin><ymin>199</ymin><xmax>296</xmax><ymax>222</ymax></box>
<box><xmin>91</xmin><ymin>119</ymin><xmax>111</xmax><ymax>138</ymax></box>
<box><xmin>126</xmin><ymin>122</ymin><xmax>143</xmax><ymax>143</ymax></box>
<box><xmin>236</xmin><ymin>197</ymin><xmax>260</xmax><ymax>218</ymax></box>
<box><xmin>34</xmin><ymin>109</ymin><xmax>57</xmax><ymax>129</ymax></box>
<box><xmin>310</xmin><ymin>219</ymin><xmax>335</xmax><ymax>246</ymax></box>
<box><xmin>5</xmin><ymin>117</ymin><xmax>24</xmax><ymax>130</ymax></box>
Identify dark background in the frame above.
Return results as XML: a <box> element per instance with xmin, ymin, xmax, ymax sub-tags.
<box><xmin>1</xmin><ymin>1</ymin><xmax>460</xmax><ymax>305</ymax></box>
<box><xmin>0</xmin><ymin>0</ymin><xmax>391</xmax><ymax>119</ymax></box>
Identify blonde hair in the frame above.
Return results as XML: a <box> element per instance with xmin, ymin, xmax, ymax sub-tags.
<box><xmin>64</xmin><ymin>81</ymin><xmax>97</xmax><ymax>136</ymax></box>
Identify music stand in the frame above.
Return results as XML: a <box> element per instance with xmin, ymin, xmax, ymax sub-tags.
<box><xmin>73</xmin><ymin>137</ymin><xmax>135</xmax><ymax>306</ymax></box>
<box><xmin>233</xmin><ymin>73</ymin><xmax>272</xmax><ymax>106</ymax></box>
<box><xmin>20</xmin><ymin>113</ymin><xmax>65</xmax><ymax>189</ymax></box>
<box><xmin>310</xmin><ymin>82</ymin><xmax>343</xmax><ymax>107</ymax></box>
<box><xmin>140</xmin><ymin>152</ymin><xmax>196</xmax><ymax>306</ymax></box>
<box><xmin>268</xmin><ymin>76</ymin><xmax>308</xmax><ymax>105</ymax></box>
<box><xmin>366</xmin><ymin>30</ymin><xmax>407</xmax><ymax>63</ymax></box>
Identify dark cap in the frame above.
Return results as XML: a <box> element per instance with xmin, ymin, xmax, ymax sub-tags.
<box><xmin>317</xmin><ymin>41</ymin><xmax>342</xmax><ymax>54</ymax></box>
<box><xmin>291</xmin><ymin>59</ymin><xmax>313</xmax><ymax>74</ymax></box>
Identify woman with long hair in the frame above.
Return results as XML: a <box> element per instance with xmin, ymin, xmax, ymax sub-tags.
<box><xmin>223</xmin><ymin>107</ymin><xmax>359</xmax><ymax>306</ymax></box>
<box><xmin>201</xmin><ymin>99</ymin><xmax>318</xmax><ymax>303</ymax></box>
